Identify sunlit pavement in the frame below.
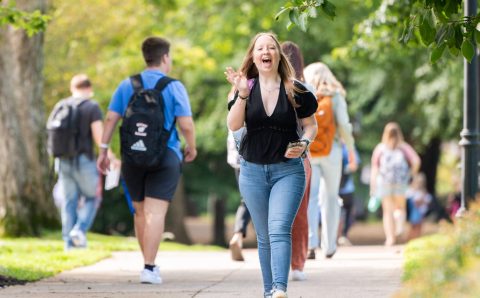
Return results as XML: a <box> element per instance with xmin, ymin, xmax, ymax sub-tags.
<box><xmin>0</xmin><ymin>245</ymin><xmax>403</xmax><ymax>298</ymax></box>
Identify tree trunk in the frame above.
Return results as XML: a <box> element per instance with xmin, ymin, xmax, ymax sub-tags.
<box><xmin>419</xmin><ymin>137</ymin><xmax>441</xmax><ymax>196</ymax></box>
<box><xmin>0</xmin><ymin>0</ymin><xmax>58</xmax><ymax>236</ymax></box>
<box><xmin>165</xmin><ymin>177</ymin><xmax>192</xmax><ymax>244</ymax></box>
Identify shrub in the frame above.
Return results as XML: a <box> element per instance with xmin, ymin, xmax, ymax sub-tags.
<box><xmin>397</xmin><ymin>201</ymin><xmax>480</xmax><ymax>297</ymax></box>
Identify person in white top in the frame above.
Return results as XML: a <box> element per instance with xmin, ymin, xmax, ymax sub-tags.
<box><xmin>303</xmin><ymin>62</ymin><xmax>357</xmax><ymax>259</ymax></box>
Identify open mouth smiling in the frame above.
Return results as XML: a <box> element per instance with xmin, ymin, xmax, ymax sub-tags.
<box><xmin>261</xmin><ymin>57</ymin><xmax>272</xmax><ymax>66</ymax></box>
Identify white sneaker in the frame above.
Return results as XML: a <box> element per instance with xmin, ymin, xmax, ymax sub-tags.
<box><xmin>140</xmin><ymin>268</ymin><xmax>162</xmax><ymax>284</ymax></box>
<box><xmin>272</xmin><ymin>289</ymin><xmax>288</xmax><ymax>298</ymax></box>
<box><xmin>338</xmin><ymin>236</ymin><xmax>352</xmax><ymax>246</ymax></box>
<box><xmin>291</xmin><ymin>269</ymin><xmax>306</xmax><ymax>281</ymax></box>
<box><xmin>69</xmin><ymin>229</ymin><xmax>87</xmax><ymax>247</ymax></box>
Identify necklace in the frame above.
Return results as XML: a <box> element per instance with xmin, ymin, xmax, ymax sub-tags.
<box><xmin>261</xmin><ymin>85</ymin><xmax>280</xmax><ymax>93</ymax></box>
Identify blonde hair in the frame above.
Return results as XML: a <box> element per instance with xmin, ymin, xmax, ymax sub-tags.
<box><xmin>303</xmin><ymin>62</ymin><xmax>346</xmax><ymax>98</ymax></box>
<box><xmin>381</xmin><ymin>122</ymin><xmax>404</xmax><ymax>149</ymax></box>
<box><xmin>412</xmin><ymin>172</ymin><xmax>427</xmax><ymax>191</ymax></box>
<box><xmin>239</xmin><ymin>32</ymin><xmax>300</xmax><ymax>107</ymax></box>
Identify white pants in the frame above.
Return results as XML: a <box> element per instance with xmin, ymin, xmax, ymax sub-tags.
<box><xmin>307</xmin><ymin>142</ymin><xmax>343</xmax><ymax>255</ymax></box>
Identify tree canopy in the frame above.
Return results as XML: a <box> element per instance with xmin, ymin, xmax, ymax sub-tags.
<box><xmin>278</xmin><ymin>0</ymin><xmax>479</xmax><ymax>62</ymax></box>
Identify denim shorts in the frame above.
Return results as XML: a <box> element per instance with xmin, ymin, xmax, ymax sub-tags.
<box><xmin>121</xmin><ymin>149</ymin><xmax>181</xmax><ymax>201</ymax></box>
<box><xmin>375</xmin><ymin>177</ymin><xmax>408</xmax><ymax>198</ymax></box>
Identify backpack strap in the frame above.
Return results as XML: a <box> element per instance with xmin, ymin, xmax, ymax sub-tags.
<box><xmin>154</xmin><ymin>76</ymin><xmax>176</xmax><ymax>92</ymax></box>
<box><xmin>154</xmin><ymin>76</ymin><xmax>177</xmax><ymax>133</ymax></box>
<box><xmin>130</xmin><ymin>74</ymin><xmax>144</xmax><ymax>92</ymax></box>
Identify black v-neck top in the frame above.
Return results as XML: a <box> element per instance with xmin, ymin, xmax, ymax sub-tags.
<box><xmin>228</xmin><ymin>79</ymin><xmax>317</xmax><ymax>164</ymax></box>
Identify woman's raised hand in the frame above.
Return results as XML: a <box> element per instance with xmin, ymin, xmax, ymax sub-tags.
<box><xmin>225</xmin><ymin>67</ymin><xmax>248</xmax><ymax>95</ymax></box>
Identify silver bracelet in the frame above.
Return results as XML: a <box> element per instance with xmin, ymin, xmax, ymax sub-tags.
<box><xmin>99</xmin><ymin>143</ymin><xmax>109</xmax><ymax>149</ymax></box>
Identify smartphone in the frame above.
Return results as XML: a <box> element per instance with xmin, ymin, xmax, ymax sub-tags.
<box><xmin>287</xmin><ymin>140</ymin><xmax>303</xmax><ymax>149</ymax></box>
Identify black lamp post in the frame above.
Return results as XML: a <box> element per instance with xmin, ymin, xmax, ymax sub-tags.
<box><xmin>457</xmin><ymin>0</ymin><xmax>480</xmax><ymax>216</ymax></box>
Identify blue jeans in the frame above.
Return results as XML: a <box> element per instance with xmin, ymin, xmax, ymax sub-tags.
<box><xmin>58</xmin><ymin>154</ymin><xmax>99</xmax><ymax>248</ymax></box>
<box><xmin>239</xmin><ymin>158</ymin><xmax>305</xmax><ymax>295</ymax></box>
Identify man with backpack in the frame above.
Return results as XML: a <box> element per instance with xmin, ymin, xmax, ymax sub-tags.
<box><xmin>97</xmin><ymin>36</ymin><xmax>197</xmax><ymax>285</ymax></box>
<box><xmin>47</xmin><ymin>74</ymin><xmax>111</xmax><ymax>251</ymax></box>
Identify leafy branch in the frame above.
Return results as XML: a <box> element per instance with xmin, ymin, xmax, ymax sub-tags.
<box><xmin>275</xmin><ymin>0</ymin><xmax>336</xmax><ymax>31</ymax></box>
<box><xmin>0</xmin><ymin>1</ymin><xmax>50</xmax><ymax>36</ymax></box>
<box><xmin>399</xmin><ymin>3</ymin><xmax>480</xmax><ymax>63</ymax></box>
<box><xmin>276</xmin><ymin>0</ymin><xmax>480</xmax><ymax>63</ymax></box>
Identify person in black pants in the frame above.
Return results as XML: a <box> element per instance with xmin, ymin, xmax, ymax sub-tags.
<box><xmin>227</xmin><ymin>126</ymin><xmax>251</xmax><ymax>261</ymax></box>
<box><xmin>337</xmin><ymin>143</ymin><xmax>360</xmax><ymax>246</ymax></box>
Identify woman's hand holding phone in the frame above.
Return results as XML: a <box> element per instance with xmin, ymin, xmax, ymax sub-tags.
<box><xmin>284</xmin><ymin>140</ymin><xmax>306</xmax><ymax>158</ymax></box>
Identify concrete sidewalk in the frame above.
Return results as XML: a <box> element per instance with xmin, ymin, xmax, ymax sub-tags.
<box><xmin>0</xmin><ymin>245</ymin><xmax>403</xmax><ymax>298</ymax></box>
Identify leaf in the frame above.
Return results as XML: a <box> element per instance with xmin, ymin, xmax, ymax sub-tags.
<box><xmin>286</xmin><ymin>20</ymin><xmax>296</xmax><ymax>31</ymax></box>
<box><xmin>433</xmin><ymin>5</ymin><xmax>448</xmax><ymax>23</ymax></box>
<box><xmin>461</xmin><ymin>39</ymin><xmax>475</xmax><ymax>62</ymax></box>
<box><xmin>424</xmin><ymin>9</ymin><xmax>435</xmax><ymax>28</ymax></box>
<box><xmin>448</xmin><ymin>45</ymin><xmax>460</xmax><ymax>56</ymax></box>
<box><xmin>475</xmin><ymin>30</ymin><xmax>480</xmax><ymax>45</ymax></box>
<box><xmin>431</xmin><ymin>43</ymin><xmax>446</xmax><ymax>63</ymax></box>
<box><xmin>320</xmin><ymin>0</ymin><xmax>336</xmax><ymax>20</ymax></box>
<box><xmin>405</xmin><ymin>22</ymin><xmax>415</xmax><ymax>43</ymax></box>
<box><xmin>419</xmin><ymin>16</ymin><xmax>435</xmax><ymax>46</ymax></box>
<box><xmin>445</xmin><ymin>25</ymin><xmax>456</xmax><ymax>48</ymax></box>
<box><xmin>435</xmin><ymin>25</ymin><xmax>447</xmax><ymax>45</ymax></box>
<box><xmin>455</xmin><ymin>25</ymin><xmax>464</xmax><ymax>48</ymax></box>
<box><xmin>444</xmin><ymin>0</ymin><xmax>461</xmax><ymax>18</ymax></box>
<box><xmin>289</xmin><ymin>8</ymin><xmax>300</xmax><ymax>26</ymax></box>
<box><xmin>275</xmin><ymin>7</ymin><xmax>290</xmax><ymax>21</ymax></box>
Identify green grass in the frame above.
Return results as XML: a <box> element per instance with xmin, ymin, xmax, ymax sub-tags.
<box><xmin>0</xmin><ymin>231</ymin><xmax>223</xmax><ymax>282</ymax></box>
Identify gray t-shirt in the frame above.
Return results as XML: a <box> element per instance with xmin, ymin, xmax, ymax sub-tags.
<box><xmin>77</xmin><ymin>99</ymin><xmax>102</xmax><ymax>159</ymax></box>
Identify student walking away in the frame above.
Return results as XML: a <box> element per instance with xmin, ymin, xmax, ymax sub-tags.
<box><xmin>369</xmin><ymin>122</ymin><xmax>420</xmax><ymax>246</ymax></box>
<box><xmin>337</xmin><ymin>143</ymin><xmax>360</xmax><ymax>246</ymax></box>
<box><xmin>97</xmin><ymin>36</ymin><xmax>197</xmax><ymax>285</ymax></box>
<box><xmin>227</xmin><ymin>128</ymin><xmax>251</xmax><ymax>262</ymax></box>
<box><xmin>47</xmin><ymin>74</ymin><xmax>117</xmax><ymax>250</ymax></box>
<box><xmin>281</xmin><ymin>41</ymin><xmax>312</xmax><ymax>282</ymax></box>
<box><xmin>225</xmin><ymin>32</ymin><xmax>318</xmax><ymax>298</ymax></box>
<box><xmin>406</xmin><ymin>172</ymin><xmax>432</xmax><ymax>240</ymax></box>
<box><xmin>303</xmin><ymin>62</ymin><xmax>356</xmax><ymax>260</ymax></box>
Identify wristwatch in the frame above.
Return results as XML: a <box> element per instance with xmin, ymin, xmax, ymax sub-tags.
<box><xmin>300</xmin><ymin>138</ymin><xmax>311</xmax><ymax>148</ymax></box>
<box><xmin>300</xmin><ymin>138</ymin><xmax>311</xmax><ymax>158</ymax></box>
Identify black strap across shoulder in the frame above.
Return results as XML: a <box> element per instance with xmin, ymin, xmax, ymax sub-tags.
<box><xmin>154</xmin><ymin>76</ymin><xmax>175</xmax><ymax>92</ymax></box>
<box><xmin>130</xmin><ymin>74</ymin><xmax>176</xmax><ymax>93</ymax></box>
<box><xmin>130</xmin><ymin>74</ymin><xmax>144</xmax><ymax>92</ymax></box>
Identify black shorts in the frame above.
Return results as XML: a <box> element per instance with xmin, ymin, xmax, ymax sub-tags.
<box><xmin>121</xmin><ymin>149</ymin><xmax>182</xmax><ymax>202</ymax></box>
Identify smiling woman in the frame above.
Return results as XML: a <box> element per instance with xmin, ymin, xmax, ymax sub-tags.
<box><xmin>225</xmin><ymin>32</ymin><xmax>318</xmax><ymax>298</ymax></box>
